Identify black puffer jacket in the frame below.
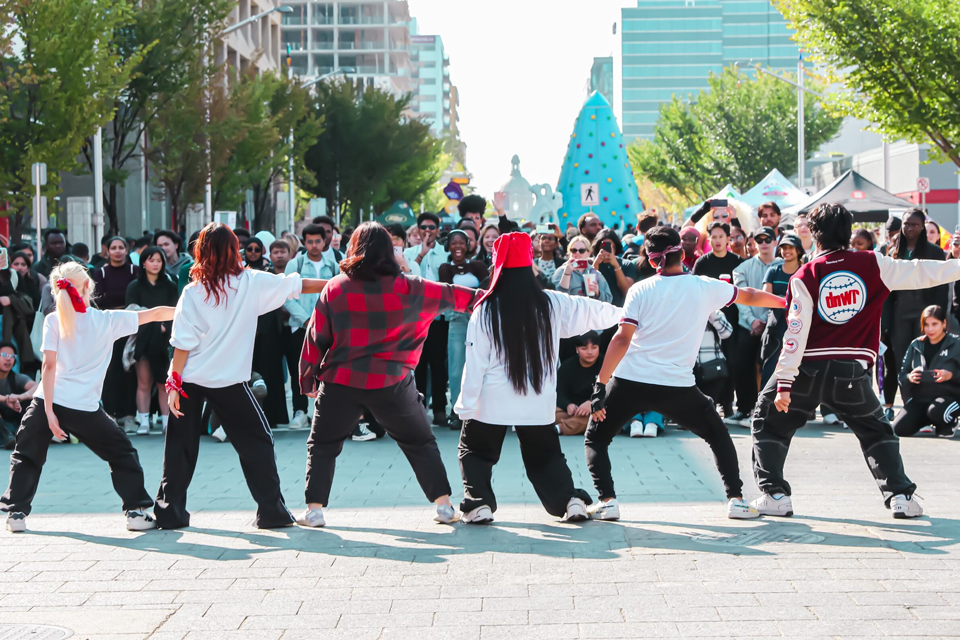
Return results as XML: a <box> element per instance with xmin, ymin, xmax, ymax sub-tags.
<box><xmin>898</xmin><ymin>332</ymin><xmax>960</xmax><ymax>401</ymax></box>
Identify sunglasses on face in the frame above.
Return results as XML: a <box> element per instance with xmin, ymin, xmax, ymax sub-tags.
<box><xmin>0</xmin><ymin>353</ymin><xmax>16</xmax><ymax>360</ymax></box>
<box><xmin>755</xmin><ymin>237</ymin><xmax>774</xmax><ymax>244</ymax></box>
<box><xmin>419</xmin><ymin>224</ymin><xmax>437</xmax><ymax>231</ymax></box>
<box><xmin>245</xmin><ymin>247</ymin><xmax>262</xmax><ymax>253</ymax></box>
<box><xmin>570</xmin><ymin>247</ymin><xmax>589</xmax><ymax>254</ymax></box>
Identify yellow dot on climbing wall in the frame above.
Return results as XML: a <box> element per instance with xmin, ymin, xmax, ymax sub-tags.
<box><xmin>611</xmin><ymin>211</ymin><xmax>617</xmax><ymax>216</ymax></box>
<box><xmin>590</xmin><ymin>115</ymin><xmax>596</xmax><ymax>120</ymax></box>
<box><xmin>562</xmin><ymin>213</ymin><xmax>568</xmax><ymax>218</ymax></box>
<box><xmin>574</xmin><ymin>163</ymin><xmax>579</xmax><ymax>168</ymax></box>
<box><xmin>607</xmin><ymin>178</ymin><xmax>612</xmax><ymax>183</ymax></box>
<box><xmin>572</xmin><ymin>133</ymin><xmax>577</xmax><ymax>138</ymax></box>
<box><xmin>611</xmin><ymin>132</ymin><xmax>616</xmax><ymax>137</ymax></box>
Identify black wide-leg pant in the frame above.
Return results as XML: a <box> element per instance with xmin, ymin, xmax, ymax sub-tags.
<box><xmin>752</xmin><ymin>359</ymin><xmax>916</xmax><ymax>505</ymax></box>
<box><xmin>304</xmin><ymin>374</ymin><xmax>451</xmax><ymax>506</ymax></box>
<box><xmin>154</xmin><ymin>381</ymin><xmax>294</xmax><ymax>529</ymax></box>
<box><xmin>585</xmin><ymin>377</ymin><xmax>745</xmax><ymax>500</ymax></box>
<box><xmin>458</xmin><ymin>420</ymin><xmax>591</xmax><ymax>518</ymax></box>
<box><xmin>414</xmin><ymin>319</ymin><xmax>448</xmax><ymax>415</ymax></box>
<box><xmin>0</xmin><ymin>399</ymin><xmax>153</xmax><ymax>515</ymax></box>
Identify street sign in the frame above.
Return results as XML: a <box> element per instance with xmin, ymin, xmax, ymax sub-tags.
<box><xmin>581</xmin><ymin>183</ymin><xmax>599</xmax><ymax>207</ymax></box>
<box><xmin>31</xmin><ymin>162</ymin><xmax>47</xmax><ymax>187</ymax></box>
<box><xmin>214</xmin><ymin>211</ymin><xmax>237</xmax><ymax>230</ymax></box>
<box><xmin>918</xmin><ymin>177</ymin><xmax>931</xmax><ymax>194</ymax></box>
<box><xmin>32</xmin><ymin>196</ymin><xmax>47</xmax><ymax>221</ymax></box>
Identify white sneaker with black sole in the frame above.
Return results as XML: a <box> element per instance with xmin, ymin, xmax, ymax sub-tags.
<box><xmin>727</xmin><ymin>498</ymin><xmax>760</xmax><ymax>519</ymax></box>
<box><xmin>5</xmin><ymin>512</ymin><xmax>26</xmax><ymax>533</ymax></box>
<box><xmin>297</xmin><ymin>507</ymin><xmax>326</xmax><ymax>528</ymax></box>
<box><xmin>642</xmin><ymin>423</ymin><xmax>658</xmax><ymax>437</ymax></box>
<box><xmin>891</xmin><ymin>494</ymin><xmax>923</xmax><ymax>519</ymax></box>
<box><xmin>125</xmin><ymin>510</ymin><xmax>157</xmax><ymax>531</ymax></box>
<box><xmin>352</xmin><ymin>423</ymin><xmax>376</xmax><ymax>441</ymax></box>
<box><xmin>588</xmin><ymin>499</ymin><xmax>620</xmax><ymax>521</ymax></box>
<box><xmin>564</xmin><ymin>497</ymin><xmax>589</xmax><ymax>522</ymax></box>
<box><xmin>751</xmin><ymin>492</ymin><xmax>794</xmax><ymax>517</ymax></box>
<box><xmin>461</xmin><ymin>505</ymin><xmax>494</xmax><ymax>524</ymax></box>
<box><xmin>629</xmin><ymin>420</ymin><xmax>644</xmax><ymax>438</ymax></box>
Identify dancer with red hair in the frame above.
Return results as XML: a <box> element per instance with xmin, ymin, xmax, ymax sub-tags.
<box><xmin>155</xmin><ymin>223</ymin><xmax>327</xmax><ymax>530</ymax></box>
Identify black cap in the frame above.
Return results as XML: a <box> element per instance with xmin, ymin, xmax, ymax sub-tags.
<box><xmin>885</xmin><ymin>216</ymin><xmax>902</xmax><ymax>233</ymax></box>
<box><xmin>777</xmin><ymin>233</ymin><xmax>805</xmax><ymax>258</ymax></box>
<box><xmin>754</xmin><ymin>226</ymin><xmax>777</xmax><ymax>240</ymax></box>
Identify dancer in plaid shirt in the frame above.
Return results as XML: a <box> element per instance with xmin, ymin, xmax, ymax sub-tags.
<box><xmin>298</xmin><ymin>222</ymin><xmax>478</xmax><ymax>528</ymax></box>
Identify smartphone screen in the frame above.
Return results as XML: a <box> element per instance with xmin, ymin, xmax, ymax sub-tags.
<box><xmin>536</xmin><ymin>224</ymin><xmax>552</xmax><ymax>234</ymax></box>
<box><xmin>711</xmin><ymin>199</ymin><xmax>728</xmax><ymax>208</ymax></box>
<box><xmin>602</xmin><ymin>240</ymin><xmax>613</xmax><ymax>253</ymax></box>
<box><xmin>393</xmin><ymin>246</ymin><xmax>403</xmax><ymax>257</ymax></box>
<box><xmin>575</xmin><ymin>259</ymin><xmax>590</xmax><ymax>269</ymax></box>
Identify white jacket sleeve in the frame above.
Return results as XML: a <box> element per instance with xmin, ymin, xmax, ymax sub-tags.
<box><xmin>876</xmin><ymin>253</ymin><xmax>960</xmax><ymax>291</ymax></box>
<box><xmin>283</xmin><ymin>258</ymin><xmax>312</xmax><ymax>329</ymax></box>
<box><xmin>773</xmin><ymin>277</ymin><xmax>814</xmax><ymax>392</ymax></box>
<box><xmin>552</xmin><ymin>291</ymin><xmax>623</xmax><ymax>338</ymax></box>
<box><xmin>454</xmin><ymin>311</ymin><xmax>491</xmax><ymax>422</ymax></box>
<box><xmin>254</xmin><ymin>271</ymin><xmax>303</xmax><ymax>315</ymax></box>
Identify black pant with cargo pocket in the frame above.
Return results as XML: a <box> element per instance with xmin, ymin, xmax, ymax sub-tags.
<box><xmin>751</xmin><ymin>359</ymin><xmax>916</xmax><ymax>504</ymax></box>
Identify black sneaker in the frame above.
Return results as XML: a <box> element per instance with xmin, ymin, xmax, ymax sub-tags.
<box><xmin>431</xmin><ymin>412</ymin><xmax>448</xmax><ymax>428</ymax></box>
<box><xmin>723</xmin><ymin>411</ymin><xmax>751</xmax><ymax>427</ymax></box>
<box><xmin>351</xmin><ymin>423</ymin><xmax>376</xmax><ymax>442</ymax></box>
<box><xmin>448</xmin><ymin>417</ymin><xmax>463</xmax><ymax>431</ymax></box>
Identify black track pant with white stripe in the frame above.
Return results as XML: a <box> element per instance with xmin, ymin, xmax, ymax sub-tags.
<box><xmin>154</xmin><ymin>381</ymin><xmax>294</xmax><ymax>529</ymax></box>
<box><xmin>893</xmin><ymin>396</ymin><xmax>960</xmax><ymax>437</ymax></box>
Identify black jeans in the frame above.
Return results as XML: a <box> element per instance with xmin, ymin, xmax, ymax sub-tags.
<box><xmin>304</xmin><ymin>374</ymin><xmax>451</xmax><ymax>506</ymax></box>
<box><xmin>414</xmin><ymin>319</ymin><xmax>448</xmax><ymax>415</ymax></box>
<box><xmin>459</xmin><ymin>421</ymin><xmax>590</xmax><ymax>517</ymax></box>
<box><xmin>752</xmin><ymin>359</ymin><xmax>916</xmax><ymax>504</ymax></box>
<box><xmin>0</xmin><ymin>399</ymin><xmax>153</xmax><ymax>515</ymax></box>
<box><xmin>585</xmin><ymin>378</ymin><xmax>744</xmax><ymax>500</ymax></box>
<box><xmin>893</xmin><ymin>397</ymin><xmax>959</xmax><ymax>437</ymax></box>
<box><xmin>282</xmin><ymin>328</ymin><xmax>309</xmax><ymax>415</ymax></box>
<box><xmin>155</xmin><ymin>382</ymin><xmax>294</xmax><ymax>529</ymax></box>
<box><xmin>733</xmin><ymin>328</ymin><xmax>762</xmax><ymax>414</ymax></box>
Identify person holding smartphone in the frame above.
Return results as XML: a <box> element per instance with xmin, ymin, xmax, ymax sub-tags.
<box><xmin>894</xmin><ymin>305</ymin><xmax>960</xmax><ymax>437</ymax></box>
<box><xmin>590</xmin><ymin>229</ymin><xmax>636</xmax><ymax>307</ymax></box>
<box><xmin>552</xmin><ymin>236</ymin><xmax>612</xmax><ymax>303</ymax></box>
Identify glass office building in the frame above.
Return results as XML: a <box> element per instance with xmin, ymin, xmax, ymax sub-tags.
<box><xmin>621</xmin><ymin>0</ymin><xmax>799</xmax><ymax>141</ymax></box>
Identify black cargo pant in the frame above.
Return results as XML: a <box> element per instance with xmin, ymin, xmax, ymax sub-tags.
<box><xmin>752</xmin><ymin>359</ymin><xmax>916</xmax><ymax>504</ymax></box>
<box><xmin>414</xmin><ymin>318</ymin><xmax>448</xmax><ymax>416</ymax></box>
<box><xmin>0</xmin><ymin>399</ymin><xmax>153</xmax><ymax>515</ymax></box>
<box><xmin>459</xmin><ymin>421</ymin><xmax>591</xmax><ymax>518</ymax></box>
<box><xmin>585</xmin><ymin>377</ymin><xmax>745</xmax><ymax>500</ymax></box>
<box><xmin>304</xmin><ymin>374</ymin><xmax>451</xmax><ymax>506</ymax></box>
<box><xmin>155</xmin><ymin>382</ymin><xmax>294</xmax><ymax>529</ymax></box>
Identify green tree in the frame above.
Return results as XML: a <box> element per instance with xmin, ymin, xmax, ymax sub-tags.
<box><xmin>775</xmin><ymin>0</ymin><xmax>960</xmax><ymax>169</ymax></box>
<box><xmin>629</xmin><ymin>66</ymin><xmax>842</xmax><ymax>205</ymax></box>
<box><xmin>79</xmin><ymin>0</ymin><xmax>233</xmax><ymax>234</ymax></box>
<box><xmin>303</xmin><ymin>81</ymin><xmax>442</xmax><ymax>226</ymax></box>
<box><xmin>0</xmin><ymin>0</ymin><xmax>142</xmax><ymax>241</ymax></box>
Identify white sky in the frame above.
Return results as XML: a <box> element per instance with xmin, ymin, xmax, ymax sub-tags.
<box><xmin>410</xmin><ymin>0</ymin><xmax>635</xmax><ymax>197</ymax></box>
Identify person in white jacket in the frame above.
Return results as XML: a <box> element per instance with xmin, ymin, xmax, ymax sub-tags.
<box><xmin>455</xmin><ymin>232</ymin><xmax>621</xmax><ymax>524</ymax></box>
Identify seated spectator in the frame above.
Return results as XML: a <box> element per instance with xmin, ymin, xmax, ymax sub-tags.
<box><xmin>894</xmin><ymin>305</ymin><xmax>960</xmax><ymax>437</ymax></box>
<box><xmin>555</xmin><ymin>331</ymin><xmax>603</xmax><ymax>435</ymax></box>
<box><xmin>0</xmin><ymin>341</ymin><xmax>36</xmax><ymax>450</ymax></box>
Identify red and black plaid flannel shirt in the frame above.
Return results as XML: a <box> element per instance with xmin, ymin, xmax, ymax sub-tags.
<box><xmin>299</xmin><ymin>274</ymin><xmax>478</xmax><ymax>392</ymax></box>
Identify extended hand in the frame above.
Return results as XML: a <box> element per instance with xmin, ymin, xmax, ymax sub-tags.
<box><xmin>167</xmin><ymin>390</ymin><xmax>183</xmax><ymax>418</ymax></box>
<box><xmin>46</xmin><ymin>410</ymin><xmax>67</xmax><ymax>441</ymax></box>
<box><xmin>493</xmin><ymin>191</ymin><xmax>507</xmax><ymax>213</ymax></box>
<box><xmin>774</xmin><ymin>391</ymin><xmax>791</xmax><ymax>413</ymax></box>
<box><xmin>907</xmin><ymin>368</ymin><xmax>923</xmax><ymax>384</ymax></box>
<box><xmin>576</xmin><ymin>401</ymin><xmax>591</xmax><ymax>417</ymax></box>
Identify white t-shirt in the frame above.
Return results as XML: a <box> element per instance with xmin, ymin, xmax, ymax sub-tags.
<box><xmin>172</xmin><ymin>270</ymin><xmax>303</xmax><ymax>388</ymax></box>
<box><xmin>615</xmin><ymin>274</ymin><xmax>738</xmax><ymax>387</ymax></box>
<box><xmin>37</xmin><ymin>309</ymin><xmax>139</xmax><ymax>412</ymax></box>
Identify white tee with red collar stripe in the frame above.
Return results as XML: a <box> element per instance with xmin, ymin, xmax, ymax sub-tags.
<box><xmin>614</xmin><ymin>273</ymin><xmax>737</xmax><ymax>387</ymax></box>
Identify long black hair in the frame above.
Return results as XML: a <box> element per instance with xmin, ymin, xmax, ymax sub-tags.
<box><xmin>137</xmin><ymin>246</ymin><xmax>178</xmax><ymax>294</ymax></box>
<box><xmin>482</xmin><ymin>267</ymin><xmax>555</xmax><ymax>395</ymax></box>
<box><xmin>893</xmin><ymin>208</ymin><xmax>938</xmax><ymax>260</ymax></box>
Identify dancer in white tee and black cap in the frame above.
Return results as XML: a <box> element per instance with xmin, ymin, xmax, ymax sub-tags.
<box><xmin>455</xmin><ymin>232</ymin><xmax>621</xmax><ymax>524</ymax></box>
<box><xmin>1</xmin><ymin>262</ymin><xmax>175</xmax><ymax>533</ymax></box>
<box><xmin>155</xmin><ymin>223</ymin><xmax>327</xmax><ymax>530</ymax></box>
<box><xmin>585</xmin><ymin>226</ymin><xmax>787</xmax><ymax>521</ymax></box>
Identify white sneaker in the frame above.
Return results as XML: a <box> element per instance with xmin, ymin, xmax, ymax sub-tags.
<box><xmin>5</xmin><ymin>512</ymin><xmax>26</xmax><ymax>533</ymax></box>
<box><xmin>122</xmin><ymin>416</ymin><xmax>136</xmax><ymax>434</ymax></box>
<box><xmin>461</xmin><ymin>505</ymin><xmax>494</xmax><ymax>524</ymax></box>
<box><xmin>125</xmin><ymin>510</ymin><xmax>157</xmax><ymax>531</ymax></box>
<box><xmin>919</xmin><ymin>425</ymin><xmax>935</xmax><ymax>435</ymax></box>
<box><xmin>290</xmin><ymin>410</ymin><xmax>309</xmax><ymax>430</ymax></box>
<box><xmin>211</xmin><ymin>426</ymin><xmax>227</xmax><ymax>442</ymax></box>
<box><xmin>564</xmin><ymin>497</ymin><xmax>589</xmax><ymax>522</ymax></box>
<box><xmin>136</xmin><ymin>421</ymin><xmax>150</xmax><ymax>436</ymax></box>
<box><xmin>891</xmin><ymin>494</ymin><xmax>924</xmax><ymax>519</ymax></box>
<box><xmin>588</xmin><ymin>499</ymin><xmax>620</xmax><ymax>521</ymax></box>
<box><xmin>643</xmin><ymin>423</ymin><xmax>658</xmax><ymax>438</ymax></box>
<box><xmin>434</xmin><ymin>504</ymin><xmax>458</xmax><ymax>524</ymax></box>
<box><xmin>822</xmin><ymin>413</ymin><xmax>841</xmax><ymax>425</ymax></box>
<box><xmin>727</xmin><ymin>498</ymin><xmax>760</xmax><ymax>519</ymax></box>
<box><xmin>751</xmin><ymin>492</ymin><xmax>794</xmax><ymax>517</ymax></box>
<box><xmin>297</xmin><ymin>507</ymin><xmax>326</xmax><ymax>528</ymax></box>
<box><xmin>629</xmin><ymin>420</ymin><xmax>644</xmax><ymax>438</ymax></box>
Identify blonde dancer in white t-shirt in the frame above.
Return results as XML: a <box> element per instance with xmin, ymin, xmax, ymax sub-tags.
<box><xmin>0</xmin><ymin>262</ymin><xmax>175</xmax><ymax>533</ymax></box>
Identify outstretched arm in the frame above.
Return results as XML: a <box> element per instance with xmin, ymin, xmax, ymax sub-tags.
<box><xmin>876</xmin><ymin>252</ymin><xmax>960</xmax><ymax>291</ymax></box>
<box><xmin>137</xmin><ymin>306</ymin><xmax>176</xmax><ymax>325</ymax></box>
<box><xmin>734</xmin><ymin>287</ymin><xmax>786</xmax><ymax>309</ymax></box>
<box><xmin>301</xmin><ymin>278</ymin><xmax>327</xmax><ymax>295</ymax></box>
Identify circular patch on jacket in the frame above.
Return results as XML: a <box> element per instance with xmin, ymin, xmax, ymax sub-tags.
<box><xmin>787</xmin><ymin>318</ymin><xmax>803</xmax><ymax>334</ymax></box>
<box><xmin>818</xmin><ymin>271</ymin><xmax>867</xmax><ymax>325</ymax></box>
<box><xmin>783</xmin><ymin>337</ymin><xmax>799</xmax><ymax>353</ymax></box>
<box><xmin>790</xmin><ymin>299</ymin><xmax>802</xmax><ymax>315</ymax></box>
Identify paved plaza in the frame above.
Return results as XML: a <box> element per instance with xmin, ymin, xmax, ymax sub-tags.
<box><xmin>1</xmin><ymin>421</ymin><xmax>959</xmax><ymax>639</ymax></box>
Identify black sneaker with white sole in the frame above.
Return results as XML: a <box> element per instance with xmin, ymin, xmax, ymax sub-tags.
<box><xmin>5</xmin><ymin>512</ymin><xmax>25</xmax><ymax>533</ymax></box>
<box><xmin>125</xmin><ymin>509</ymin><xmax>157</xmax><ymax>531</ymax></box>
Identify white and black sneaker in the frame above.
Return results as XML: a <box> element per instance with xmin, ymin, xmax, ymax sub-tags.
<box><xmin>461</xmin><ymin>505</ymin><xmax>494</xmax><ymax>524</ymax></box>
<box><xmin>351</xmin><ymin>423</ymin><xmax>376</xmax><ymax>442</ymax></box>
<box><xmin>751</xmin><ymin>492</ymin><xmax>794</xmax><ymax>517</ymax></box>
<box><xmin>564</xmin><ymin>497</ymin><xmax>589</xmax><ymax>522</ymax></box>
<box><xmin>588</xmin><ymin>499</ymin><xmax>620</xmax><ymax>521</ymax></box>
<box><xmin>891</xmin><ymin>494</ymin><xmax>924</xmax><ymax>519</ymax></box>
<box><xmin>724</xmin><ymin>411</ymin><xmax>751</xmax><ymax>428</ymax></box>
<box><xmin>125</xmin><ymin>510</ymin><xmax>157</xmax><ymax>531</ymax></box>
<box><xmin>6</xmin><ymin>512</ymin><xmax>26</xmax><ymax>533</ymax></box>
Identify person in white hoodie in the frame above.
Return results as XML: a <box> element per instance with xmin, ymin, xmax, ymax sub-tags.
<box><xmin>455</xmin><ymin>232</ymin><xmax>621</xmax><ymax>524</ymax></box>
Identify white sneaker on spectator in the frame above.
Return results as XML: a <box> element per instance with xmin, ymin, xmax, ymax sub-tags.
<box><xmin>642</xmin><ymin>423</ymin><xmax>658</xmax><ymax>438</ymax></box>
<box><xmin>136</xmin><ymin>421</ymin><xmax>150</xmax><ymax>436</ymax></box>
<box><xmin>588</xmin><ymin>499</ymin><xmax>620</xmax><ymax>521</ymax></box>
<box><xmin>727</xmin><ymin>498</ymin><xmax>760</xmax><ymax>519</ymax></box>
<box><xmin>919</xmin><ymin>425</ymin><xmax>935</xmax><ymax>435</ymax></box>
<box><xmin>822</xmin><ymin>413</ymin><xmax>841</xmax><ymax>425</ymax></box>
<box><xmin>461</xmin><ymin>505</ymin><xmax>494</xmax><ymax>524</ymax></box>
<box><xmin>352</xmin><ymin>423</ymin><xmax>376</xmax><ymax>442</ymax></box>
<box><xmin>751</xmin><ymin>492</ymin><xmax>794</xmax><ymax>517</ymax></box>
<box><xmin>297</xmin><ymin>507</ymin><xmax>326</xmax><ymax>528</ymax></box>
<box><xmin>122</xmin><ymin>416</ymin><xmax>136</xmax><ymax>434</ymax></box>
<box><xmin>290</xmin><ymin>410</ymin><xmax>308</xmax><ymax>430</ymax></box>
<box><xmin>211</xmin><ymin>426</ymin><xmax>228</xmax><ymax>442</ymax></box>
<box><xmin>564</xmin><ymin>497</ymin><xmax>589</xmax><ymax>522</ymax></box>
<box><xmin>5</xmin><ymin>512</ymin><xmax>25</xmax><ymax>533</ymax></box>
<box><xmin>629</xmin><ymin>420</ymin><xmax>644</xmax><ymax>438</ymax></box>
<box><xmin>434</xmin><ymin>504</ymin><xmax>458</xmax><ymax>524</ymax></box>
<box><xmin>891</xmin><ymin>494</ymin><xmax>923</xmax><ymax>519</ymax></box>
<box><xmin>125</xmin><ymin>509</ymin><xmax>157</xmax><ymax>531</ymax></box>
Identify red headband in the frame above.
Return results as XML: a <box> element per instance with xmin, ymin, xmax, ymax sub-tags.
<box><xmin>55</xmin><ymin>278</ymin><xmax>87</xmax><ymax>313</ymax></box>
<box><xmin>476</xmin><ymin>232</ymin><xmax>534</xmax><ymax>306</ymax></box>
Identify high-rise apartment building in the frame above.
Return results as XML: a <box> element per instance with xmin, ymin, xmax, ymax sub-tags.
<box><xmin>409</xmin><ymin>33</ymin><xmax>449</xmax><ymax>136</ymax></box>
<box><xmin>621</xmin><ymin>0</ymin><xmax>798</xmax><ymax>141</ymax></box>
<box><xmin>280</xmin><ymin>0</ymin><xmax>414</xmax><ymax>95</ymax></box>
<box><xmin>219</xmin><ymin>0</ymin><xmax>285</xmax><ymax>74</ymax></box>
<box><xmin>589</xmin><ymin>56</ymin><xmax>614</xmax><ymax>106</ymax></box>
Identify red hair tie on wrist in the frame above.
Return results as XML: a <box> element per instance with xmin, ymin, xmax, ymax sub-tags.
<box><xmin>165</xmin><ymin>372</ymin><xmax>189</xmax><ymax>398</ymax></box>
<box><xmin>55</xmin><ymin>278</ymin><xmax>87</xmax><ymax>313</ymax></box>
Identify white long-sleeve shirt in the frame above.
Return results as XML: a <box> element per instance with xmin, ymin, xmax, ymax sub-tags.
<box><xmin>454</xmin><ymin>291</ymin><xmax>621</xmax><ymax>426</ymax></box>
<box><xmin>172</xmin><ymin>270</ymin><xmax>303</xmax><ymax>388</ymax></box>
